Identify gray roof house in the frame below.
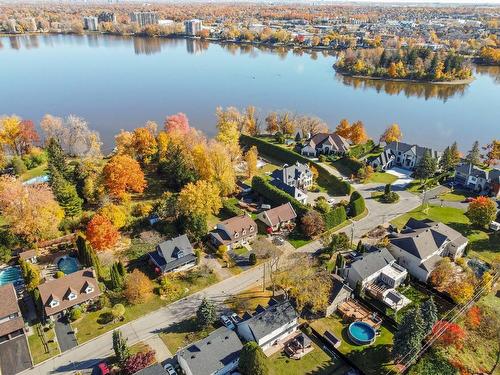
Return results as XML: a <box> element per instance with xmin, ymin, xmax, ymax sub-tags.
<box><xmin>454</xmin><ymin>162</ymin><xmax>500</xmax><ymax>197</ymax></box>
<box><xmin>324</xmin><ymin>274</ymin><xmax>353</xmax><ymax>317</ymax></box>
<box><xmin>369</xmin><ymin>141</ymin><xmax>442</xmax><ymax>171</ymax></box>
<box><xmin>237</xmin><ymin>300</ymin><xmax>299</xmax><ymax>354</ymax></box>
<box><xmin>134</xmin><ymin>364</ymin><xmax>168</xmax><ymax>375</ymax></box>
<box><xmin>300</xmin><ymin>132</ymin><xmax>350</xmax><ymax>157</ymax></box>
<box><xmin>270</xmin><ymin>162</ymin><xmax>312</xmax><ymax>204</ymax></box>
<box><xmin>149</xmin><ymin>234</ymin><xmax>197</xmax><ymax>274</ymax></box>
<box><xmin>388</xmin><ymin>218</ymin><xmax>468</xmax><ymax>282</ymax></box>
<box><xmin>177</xmin><ymin>327</ymin><xmax>243</xmax><ymax>375</ymax></box>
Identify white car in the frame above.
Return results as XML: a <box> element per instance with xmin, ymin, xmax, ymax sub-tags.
<box><xmin>230</xmin><ymin>313</ymin><xmax>240</xmax><ymax>324</ymax></box>
<box><xmin>489</xmin><ymin>221</ymin><xmax>500</xmax><ymax>232</ymax></box>
<box><xmin>163</xmin><ymin>363</ymin><xmax>178</xmax><ymax>375</ymax></box>
<box><xmin>327</xmin><ymin>198</ymin><xmax>335</xmax><ymax>205</ymax></box>
<box><xmin>221</xmin><ymin>314</ymin><xmax>235</xmax><ymax>330</ymax></box>
<box><xmin>274</xmin><ymin>236</ymin><xmax>285</xmax><ymax>246</ymax></box>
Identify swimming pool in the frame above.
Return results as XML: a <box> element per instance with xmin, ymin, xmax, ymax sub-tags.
<box><xmin>0</xmin><ymin>266</ymin><xmax>24</xmax><ymax>287</ymax></box>
<box><xmin>348</xmin><ymin>321</ymin><xmax>376</xmax><ymax>345</ymax></box>
<box><xmin>57</xmin><ymin>256</ymin><xmax>80</xmax><ymax>274</ymax></box>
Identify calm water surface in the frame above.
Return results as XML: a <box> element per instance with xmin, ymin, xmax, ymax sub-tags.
<box><xmin>1</xmin><ymin>34</ymin><xmax>499</xmax><ymax>151</ymax></box>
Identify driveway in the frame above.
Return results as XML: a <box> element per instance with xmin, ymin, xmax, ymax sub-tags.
<box><xmin>54</xmin><ymin>317</ymin><xmax>78</xmax><ymax>352</ymax></box>
<box><xmin>0</xmin><ymin>335</ymin><xmax>32</xmax><ymax>375</ymax></box>
<box><xmin>386</xmin><ymin>167</ymin><xmax>413</xmax><ymax>189</ymax></box>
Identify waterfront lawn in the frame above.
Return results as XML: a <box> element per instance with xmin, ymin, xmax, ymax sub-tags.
<box><xmin>365</xmin><ymin>172</ymin><xmax>398</xmax><ymax>185</ymax></box>
<box><xmin>159</xmin><ymin>317</ymin><xmax>215</xmax><ymax>353</ymax></box>
<box><xmin>28</xmin><ymin>323</ymin><xmax>60</xmax><ymax>365</ymax></box>
<box><xmin>390</xmin><ymin>205</ymin><xmax>499</xmax><ymax>264</ymax></box>
<box><xmin>310</xmin><ymin>314</ymin><xmax>396</xmax><ymax>375</ymax></box>
<box><xmin>266</xmin><ymin>335</ymin><xmax>351</xmax><ymax>375</ymax></box>
<box><xmin>20</xmin><ymin>162</ymin><xmax>48</xmax><ymax>182</ymax></box>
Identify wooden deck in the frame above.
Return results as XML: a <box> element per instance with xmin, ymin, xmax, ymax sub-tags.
<box><xmin>338</xmin><ymin>298</ymin><xmax>382</xmax><ymax>328</ymax></box>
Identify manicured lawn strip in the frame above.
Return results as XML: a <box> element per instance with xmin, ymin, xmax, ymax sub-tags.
<box><xmin>233</xmin><ymin>246</ymin><xmax>248</xmax><ymax>256</ymax></box>
<box><xmin>159</xmin><ymin>317</ymin><xmax>215</xmax><ymax>353</ymax></box>
<box><xmin>287</xmin><ymin>230</ymin><xmax>311</xmax><ymax>249</ymax></box>
<box><xmin>129</xmin><ymin>341</ymin><xmax>153</xmax><ymax>356</ymax></box>
<box><xmin>311</xmin><ymin>314</ymin><xmax>396</xmax><ymax>375</ymax></box>
<box><xmin>267</xmin><ymin>336</ymin><xmax>350</xmax><ymax>375</ymax></box>
<box><xmin>438</xmin><ymin>190</ymin><xmax>472</xmax><ymax>202</ymax></box>
<box><xmin>225</xmin><ymin>286</ymin><xmax>274</xmax><ymax>314</ymax></box>
<box><xmin>366</xmin><ymin>172</ymin><xmax>398</xmax><ymax>185</ymax></box>
<box><xmin>20</xmin><ymin>162</ymin><xmax>48</xmax><ymax>182</ymax></box>
<box><xmin>28</xmin><ymin>323</ymin><xmax>60</xmax><ymax>365</ymax></box>
<box><xmin>390</xmin><ymin>205</ymin><xmax>499</xmax><ymax>264</ymax></box>
<box><xmin>330</xmin><ymin>158</ymin><xmax>362</xmax><ymax>178</ymax></box>
<box><xmin>74</xmin><ymin>272</ymin><xmax>218</xmax><ymax>343</ymax></box>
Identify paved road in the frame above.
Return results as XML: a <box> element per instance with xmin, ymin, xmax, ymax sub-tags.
<box><xmin>21</xmin><ymin>264</ymin><xmax>267</xmax><ymax>375</ymax></box>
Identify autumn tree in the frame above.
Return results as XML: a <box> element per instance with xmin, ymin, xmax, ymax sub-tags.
<box><xmin>245</xmin><ymin>146</ymin><xmax>258</xmax><ymax>179</ymax></box>
<box><xmin>86</xmin><ymin>214</ymin><xmax>120</xmax><ymax>251</ymax></box>
<box><xmin>98</xmin><ymin>204</ymin><xmax>128</xmax><ymax>229</ymax></box>
<box><xmin>429</xmin><ymin>258</ymin><xmax>453</xmax><ymax>288</ymax></box>
<box><xmin>124</xmin><ymin>269</ymin><xmax>154</xmax><ymax>305</ymax></box>
<box><xmin>242</xmin><ymin>106</ymin><xmax>259</xmax><ymax>135</ymax></box>
<box><xmin>164</xmin><ymin>112</ymin><xmax>190</xmax><ymax>134</ymax></box>
<box><xmin>122</xmin><ymin>350</ymin><xmax>155</xmax><ymax>375</ymax></box>
<box><xmin>466</xmin><ymin>140</ymin><xmax>481</xmax><ymax>165</ymax></box>
<box><xmin>20</xmin><ymin>259</ymin><xmax>41</xmax><ymax>292</ymax></box>
<box><xmin>433</xmin><ymin>321</ymin><xmax>465</xmax><ymax>349</ymax></box>
<box><xmin>466</xmin><ymin>306</ymin><xmax>481</xmax><ymax>329</ymax></box>
<box><xmin>482</xmin><ymin>139</ymin><xmax>499</xmax><ymax>166</ymax></box>
<box><xmin>466</xmin><ymin>196</ymin><xmax>497</xmax><ymax>228</ymax></box>
<box><xmin>0</xmin><ymin>117</ymin><xmax>39</xmax><ymax>156</ymax></box>
<box><xmin>450</xmin><ymin>142</ymin><xmax>461</xmax><ymax>167</ymax></box>
<box><xmin>300</xmin><ymin>210</ymin><xmax>325</xmax><ymax>238</ymax></box>
<box><xmin>215</xmin><ymin>106</ymin><xmax>242</xmax><ymax>161</ymax></box>
<box><xmin>296</xmin><ymin>115</ymin><xmax>328</xmax><ymax>136</ymax></box>
<box><xmin>380</xmin><ymin>123</ymin><xmax>403</xmax><ymax>143</ymax></box>
<box><xmin>0</xmin><ymin>176</ymin><xmax>63</xmax><ymax>243</ymax></box>
<box><xmin>349</xmin><ymin>121</ymin><xmax>368</xmax><ymax>145</ymax></box>
<box><xmin>132</xmin><ymin>123</ymin><xmax>157</xmax><ymax>165</ymax></box>
<box><xmin>335</xmin><ymin>119</ymin><xmax>351</xmax><ymax>139</ymax></box>
<box><xmin>265</xmin><ymin>112</ymin><xmax>279</xmax><ymax>134</ymax></box>
<box><xmin>209</xmin><ymin>142</ymin><xmax>237</xmax><ymax>196</ymax></box>
<box><xmin>103</xmin><ymin>155</ymin><xmax>147</xmax><ymax>199</ymax></box>
<box><xmin>447</xmin><ymin>279</ymin><xmax>474</xmax><ymax>305</ymax></box>
<box><xmin>114</xmin><ymin>130</ymin><xmax>135</xmax><ymax>157</ymax></box>
<box><xmin>178</xmin><ymin>180</ymin><xmax>222</xmax><ymax>219</ymax></box>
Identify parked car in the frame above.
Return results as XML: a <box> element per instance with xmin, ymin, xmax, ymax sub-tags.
<box><xmin>464</xmin><ymin>197</ymin><xmax>475</xmax><ymax>203</ymax></box>
<box><xmin>164</xmin><ymin>363</ymin><xmax>178</xmax><ymax>375</ymax></box>
<box><xmin>327</xmin><ymin>198</ymin><xmax>335</xmax><ymax>205</ymax></box>
<box><xmin>221</xmin><ymin>314</ymin><xmax>235</xmax><ymax>330</ymax></box>
<box><xmin>96</xmin><ymin>362</ymin><xmax>110</xmax><ymax>375</ymax></box>
<box><xmin>273</xmin><ymin>236</ymin><xmax>285</xmax><ymax>246</ymax></box>
<box><xmin>489</xmin><ymin>221</ymin><xmax>500</xmax><ymax>232</ymax></box>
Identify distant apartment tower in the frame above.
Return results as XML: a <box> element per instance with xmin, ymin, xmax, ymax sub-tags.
<box><xmin>184</xmin><ymin>19</ymin><xmax>202</xmax><ymax>36</ymax></box>
<box><xmin>130</xmin><ymin>12</ymin><xmax>158</xmax><ymax>27</ymax></box>
<box><xmin>98</xmin><ymin>11</ymin><xmax>116</xmax><ymax>24</ymax></box>
<box><xmin>83</xmin><ymin>16</ymin><xmax>99</xmax><ymax>31</ymax></box>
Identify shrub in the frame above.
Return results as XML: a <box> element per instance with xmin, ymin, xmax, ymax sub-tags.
<box><xmin>133</xmin><ymin>202</ymin><xmax>153</xmax><ymax>217</ymax></box>
<box><xmin>323</xmin><ymin>205</ymin><xmax>347</xmax><ymax>229</ymax></box>
<box><xmin>54</xmin><ymin>270</ymin><xmax>65</xmax><ymax>279</ymax></box>
<box><xmin>11</xmin><ymin>156</ymin><xmax>27</xmax><ymax>175</ymax></box>
<box><xmin>221</xmin><ymin>198</ymin><xmax>244</xmax><ymax>217</ymax></box>
<box><xmin>249</xmin><ymin>253</ymin><xmax>257</xmax><ymax>265</ymax></box>
<box><xmin>380</xmin><ymin>191</ymin><xmax>399</xmax><ymax>203</ymax></box>
<box><xmin>69</xmin><ymin>306</ymin><xmax>82</xmax><ymax>321</ymax></box>
<box><xmin>348</xmin><ymin>191</ymin><xmax>365</xmax><ymax>217</ymax></box>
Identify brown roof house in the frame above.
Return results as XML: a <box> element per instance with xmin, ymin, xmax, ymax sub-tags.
<box><xmin>257</xmin><ymin>203</ymin><xmax>297</xmax><ymax>233</ymax></box>
<box><xmin>300</xmin><ymin>132</ymin><xmax>350</xmax><ymax>157</ymax></box>
<box><xmin>209</xmin><ymin>215</ymin><xmax>257</xmax><ymax>251</ymax></box>
<box><xmin>38</xmin><ymin>268</ymin><xmax>101</xmax><ymax>320</ymax></box>
<box><xmin>0</xmin><ymin>284</ymin><xmax>25</xmax><ymax>342</ymax></box>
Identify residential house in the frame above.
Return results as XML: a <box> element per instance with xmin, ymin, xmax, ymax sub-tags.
<box><xmin>209</xmin><ymin>215</ymin><xmax>257</xmax><ymax>251</ymax></box>
<box><xmin>38</xmin><ymin>268</ymin><xmax>101</xmax><ymax>320</ymax></box>
<box><xmin>257</xmin><ymin>202</ymin><xmax>297</xmax><ymax>232</ymax></box>
<box><xmin>324</xmin><ymin>274</ymin><xmax>353</xmax><ymax>317</ymax></box>
<box><xmin>134</xmin><ymin>364</ymin><xmax>168</xmax><ymax>375</ymax></box>
<box><xmin>149</xmin><ymin>234</ymin><xmax>197</xmax><ymax>274</ymax></box>
<box><xmin>270</xmin><ymin>162</ymin><xmax>312</xmax><ymax>204</ymax></box>
<box><xmin>300</xmin><ymin>133</ymin><xmax>350</xmax><ymax>157</ymax></box>
<box><xmin>0</xmin><ymin>284</ymin><xmax>25</xmax><ymax>342</ymax></box>
<box><xmin>388</xmin><ymin>218</ymin><xmax>469</xmax><ymax>282</ymax></box>
<box><xmin>18</xmin><ymin>249</ymin><xmax>37</xmax><ymax>264</ymax></box>
<box><xmin>237</xmin><ymin>300</ymin><xmax>299</xmax><ymax>354</ymax></box>
<box><xmin>369</xmin><ymin>141</ymin><xmax>442</xmax><ymax>171</ymax></box>
<box><xmin>177</xmin><ymin>326</ymin><xmax>243</xmax><ymax>375</ymax></box>
<box><xmin>454</xmin><ymin>162</ymin><xmax>500</xmax><ymax>197</ymax></box>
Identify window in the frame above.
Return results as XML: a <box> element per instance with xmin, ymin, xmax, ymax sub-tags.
<box><xmin>234</xmin><ymin>232</ymin><xmax>239</xmax><ymax>238</ymax></box>
<box><xmin>249</xmin><ymin>226</ymin><xmax>254</xmax><ymax>232</ymax></box>
<box><xmin>242</xmin><ymin>230</ymin><xmax>246</xmax><ymax>235</ymax></box>
<box><xmin>49</xmin><ymin>299</ymin><xmax>59</xmax><ymax>308</ymax></box>
<box><xmin>85</xmin><ymin>286</ymin><xmax>94</xmax><ymax>294</ymax></box>
<box><xmin>67</xmin><ymin>293</ymin><xmax>77</xmax><ymax>301</ymax></box>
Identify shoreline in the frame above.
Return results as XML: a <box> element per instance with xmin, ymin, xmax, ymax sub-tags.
<box><xmin>333</xmin><ymin>68</ymin><xmax>475</xmax><ymax>85</ymax></box>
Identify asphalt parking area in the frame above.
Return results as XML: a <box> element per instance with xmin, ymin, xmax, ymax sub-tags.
<box><xmin>54</xmin><ymin>317</ymin><xmax>78</xmax><ymax>352</ymax></box>
<box><xmin>0</xmin><ymin>335</ymin><xmax>32</xmax><ymax>375</ymax></box>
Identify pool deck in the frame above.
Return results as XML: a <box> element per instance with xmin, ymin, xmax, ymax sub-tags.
<box><xmin>338</xmin><ymin>299</ymin><xmax>382</xmax><ymax>328</ymax></box>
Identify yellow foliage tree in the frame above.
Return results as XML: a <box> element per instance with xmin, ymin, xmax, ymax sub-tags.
<box><xmin>209</xmin><ymin>142</ymin><xmax>237</xmax><ymax>196</ymax></box>
<box><xmin>380</xmin><ymin>123</ymin><xmax>403</xmax><ymax>143</ymax></box>
<box><xmin>98</xmin><ymin>204</ymin><xmax>128</xmax><ymax>229</ymax></box>
<box><xmin>245</xmin><ymin>146</ymin><xmax>258</xmax><ymax>179</ymax></box>
<box><xmin>349</xmin><ymin>121</ymin><xmax>368</xmax><ymax>145</ymax></box>
<box><xmin>335</xmin><ymin>119</ymin><xmax>351</xmax><ymax>139</ymax></box>
<box><xmin>124</xmin><ymin>269</ymin><xmax>154</xmax><ymax>305</ymax></box>
<box><xmin>178</xmin><ymin>180</ymin><xmax>222</xmax><ymax>218</ymax></box>
<box><xmin>215</xmin><ymin>107</ymin><xmax>241</xmax><ymax>161</ymax></box>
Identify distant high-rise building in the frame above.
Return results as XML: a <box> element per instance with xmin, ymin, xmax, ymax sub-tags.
<box><xmin>184</xmin><ymin>19</ymin><xmax>202</xmax><ymax>36</ymax></box>
<box><xmin>83</xmin><ymin>16</ymin><xmax>99</xmax><ymax>32</ymax></box>
<box><xmin>130</xmin><ymin>12</ymin><xmax>158</xmax><ymax>27</ymax></box>
<box><xmin>98</xmin><ymin>12</ymin><xmax>116</xmax><ymax>24</ymax></box>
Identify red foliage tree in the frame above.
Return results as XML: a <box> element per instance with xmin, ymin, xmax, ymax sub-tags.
<box><xmin>432</xmin><ymin>320</ymin><xmax>465</xmax><ymax>349</ymax></box>
<box><xmin>86</xmin><ymin>214</ymin><xmax>119</xmax><ymax>251</ymax></box>
<box><xmin>18</xmin><ymin>120</ymin><xmax>40</xmax><ymax>154</ymax></box>
<box><xmin>164</xmin><ymin>113</ymin><xmax>190</xmax><ymax>134</ymax></box>
<box><xmin>466</xmin><ymin>306</ymin><xmax>481</xmax><ymax>329</ymax></box>
<box><xmin>122</xmin><ymin>350</ymin><xmax>155</xmax><ymax>375</ymax></box>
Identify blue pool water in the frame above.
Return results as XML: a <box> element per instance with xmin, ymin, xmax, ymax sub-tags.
<box><xmin>0</xmin><ymin>266</ymin><xmax>24</xmax><ymax>286</ymax></box>
<box><xmin>58</xmin><ymin>256</ymin><xmax>80</xmax><ymax>274</ymax></box>
<box><xmin>348</xmin><ymin>322</ymin><xmax>376</xmax><ymax>345</ymax></box>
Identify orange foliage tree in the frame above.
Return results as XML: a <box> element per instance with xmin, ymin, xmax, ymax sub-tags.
<box><xmin>466</xmin><ymin>306</ymin><xmax>481</xmax><ymax>329</ymax></box>
<box><xmin>380</xmin><ymin>123</ymin><xmax>403</xmax><ymax>143</ymax></box>
<box><xmin>335</xmin><ymin>119</ymin><xmax>351</xmax><ymax>138</ymax></box>
<box><xmin>349</xmin><ymin>120</ymin><xmax>368</xmax><ymax>145</ymax></box>
<box><xmin>86</xmin><ymin>214</ymin><xmax>120</xmax><ymax>251</ymax></box>
<box><xmin>466</xmin><ymin>196</ymin><xmax>497</xmax><ymax>228</ymax></box>
<box><xmin>432</xmin><ymin>321</ymin><xmax>465</xmax><ymax>349</ymax></box>
<box><xmin>124</xmin><ymin>269</ymin><xmax>154</xmax><ymax>305</ymax></box>
<box><xmin>103</xmin><ymin>155</ymin><xmax>147</xmax><ymax>199</ymax></box>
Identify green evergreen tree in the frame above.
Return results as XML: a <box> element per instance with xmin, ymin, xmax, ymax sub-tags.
<box><xmin>112</xmin><ymin>329</ymin><xmax>129</xmax><ymax>364</ymax></box>
<box><xmin>76</xmin><ymin>234</ymin><xmax>92</xmax><ymax>266</ymax></box>
<box><xmin>19</xmin><ymin>259</ymin><xmax>41</xmax><ymax>292</ymax></box>
<box><xmin>181</xmin><ymin>213</ymin><xmax>208</xmax><ymax>244</ymax></box>
<box><xmin>415</xmin><ymin>150</ymin><xmax>437</xmax><ymax>181</ymax></box>
<box><xmin>239</xmin><ymin>342</ymin><xmax>270</xmax><ymax>375</ymax></box>
<box><xmin>55</xmin><ymin>178</ymin><xmax>83</xmax><ymax>217</ymax></box>
<box><xmin>392</xmin><ymin>308</ymin><xmax>425</xmax><ymax>363</ymax></box>
<box><xmin>110</xmin><ymin>263</ymin><xmax>124</xmax><ymax>290</ymax></box>
<box><xmin>116</xmin><ymin>261</ymin><xmax>126</xmax><ymax>277</ymax></box>
<box><xmin>449</xmin><ymin>142</ymin><xmax>461</xmax><ymax>168</ymax></box>
<box><xmin>439</xmin><ymin>146</ymin><xmax>452</xmax><ymax>171</ymax></box>
<box><xmin>356</xmin><ymin>240</ymin><xmax>365</xmax><ymax>253</ymax></box>
<box><xmin>196</xmin><ymin>298</ymin><xmax>217</xmax><ymax>328</ymax></box>
<box><xmin>420</xmin><ymin>297</ymin><xmax>438</xmax><ymax>336</ymax></box>
<box><xmin>384</xmin><ymin>183</ymin><xmax>391</xmax><ymax>195</ymax></box>
<box><xmin>466</xmin><ymin>140</ymin><xmax>481</xmax><ymax>165</ymax></box>
<box><xmin>46</xmin><ymin>138</ymin><xmax>67</xmax><ymax>176</ymax></box>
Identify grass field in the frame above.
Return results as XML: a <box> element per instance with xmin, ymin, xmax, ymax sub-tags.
<box><xmin>390</xmin><ymin>205</ymin><xmax>499</xmax><ymax>264</ymax></box>
<box><xmin>28</xmin><ymin>324</ymin><xmax>60</xmax><ymax>365</ymax></box>
<box><xmin>365</xmin><ymin>172</ymin><xmax>398</xmax><ymax>185</ymax></box>
<box><xmin>20</xmin><ymin>163</ymin><xmax>48</xmax><ymax>182</ymax></box>
<box><xmin>159</xmin><ymin>317</ymin><xmax>215</xmax><ymax>353</ymax></box>
<box><xmin>311</xmin><ymin>314</ymin><xmax>396</xmax><ymax>375</ymax></box>
<box><xmin>225</xmin><ymin>286</ymin><xmax>274</xmax><ymax>314</ymax></box>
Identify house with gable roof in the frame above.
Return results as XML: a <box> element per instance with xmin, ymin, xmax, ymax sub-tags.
<box><xmin>300</xmin><ymin>132</ymin><xmax>350</xmax><ymax>157</ymax></box>
<box><xmin>270</xmin><ymin>162</ymin><xmax>312</xmax><ymax>204</ymax></box>
<box><xmin>454</xmin><ymin>161</ymin><xmax>500</xmax><ymax>197</ymax></box>
<box><xmin>148</xmin><ymin>234</ymin><xmax>197</xmax><ymax>274</ymax></box>
<box><xmin>369</xmin><ymin>141</ymin><xmax>442</xmax><ymax>171</ymax></box>
<box><xmin>209</xmin><ymin>215</ymin><xmax>257</xmax><ymax>251</ymax></box>
<box><xmin>256</xmin><ymin>202</ymin><xmax>297</xmax><ymax>232</ymax></box>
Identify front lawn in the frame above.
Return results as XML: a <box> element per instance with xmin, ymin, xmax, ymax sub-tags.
<box><xmin>310</xmin><ymin>314</ymin><xmax>396</xmax><ymax>375</ymax></box>
<box><xmin>438</xmin><ymin>189</ymin><xmax>474</xmax><ymax>202</ymax></box>
<box><xmin>159</xmin><ymin>317</ymin><xmax>215</xmax><ymax>353</ymax></box>
<box><xmin>287</xmin><ymin>230</ymin><xmax>311</xmax><ymax>249</ymax></box>
<box><xmin>365</xmin><ymin>172</ymin><xmax>398</xmax><ymax>185</ymax></box>
<box><xmin>28</xmin><ymin>323</ymin><xmax>60</xmax><ymax>365</ymax></box>
<box><xmin>225</xmin><ymin>286</ymin><xmax>274</xmax><ymax>314</ymax></box>
<box><xmin>390</xmin><ymin>205</ymin><xmax>499</xmax><ymax>264</ymax></box>
<box><xmin>267</xmin><ymin>335</ymin><xmax>351</xmax><ymax>375</ymax></box>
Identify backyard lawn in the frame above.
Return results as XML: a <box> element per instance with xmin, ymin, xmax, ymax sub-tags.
<box><xmin>28</xmin><ymin>324</ymin><xmax>60</xmax><ymax>365</ymax></box>
<box><xmin>311</xmin><ymin>314</ymin><xmax>396</xmax><ymax>375</ymax></box>
<box><xmin>20</xmin><ymin>162</ymin><xmax>48</xmax><ymax>182</ymax></box>
<box><xmin>390</xmin><ymin>205</ymin><xmax>499</xmax><ymax>264</ymax></box>
<box><xmin>159</xmin><ymin>317</ymin><xmax>215</xmax><ymax>353</ymax></box>
<box><xmin>365</xmin><ymin>172</ymin><xmax>398</xmax><ymax>185</ymax></box>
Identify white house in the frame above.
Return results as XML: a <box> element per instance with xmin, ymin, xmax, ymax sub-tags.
<box><xmin>369</xmin><ymin>141</ymin><xmax>442</xmax><ymax>171</ymax></box>
<box><xmin>388</xmin><ymin>218</ymin><xmax>469</xmax><ymax>282</ymax></box>
<box><xmin>237</xmin><ymin>300</ymin><xmax>299</xmax><ymax>354</ymax></box>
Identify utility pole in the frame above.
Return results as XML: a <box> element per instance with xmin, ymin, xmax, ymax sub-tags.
<box><xmin>350</xmin><ymin>222</ymin><xmax>355</xmax><ymax>248</ymax></box>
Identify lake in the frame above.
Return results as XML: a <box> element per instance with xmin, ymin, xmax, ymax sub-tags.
<box><xmin>1</xmin><ymin>34</ymin><xmax>499</xmax><ymax>152</ymax></box>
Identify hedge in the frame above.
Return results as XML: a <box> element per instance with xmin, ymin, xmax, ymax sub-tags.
<box><xmin>323</xmin><ymin>205</ymin><xmax>347</xmax><ymax>229</ymax></box>
<box><xmin>251</xmin><ymin>176</ymin><xmax>308</xmax><ymax>216</ymax></box>
<box><xmin>221</xmin><ymin>198</ymin><xmax>244</xmax><ymax>217</ymax></box>
<box><xmin>240</xmin><ymin>134</ymin><xmax>350</xmax><ymax>195</ymax></box>
<box><xmin>349</xmin><ymin>191</ymin><xmax>365</xmax><ymax>217</ymax></box>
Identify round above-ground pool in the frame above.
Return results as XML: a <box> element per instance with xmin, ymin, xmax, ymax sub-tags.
<box><xmin>348</xmin><ymin>321</ymin><xmax>376</xmax><ymax>345</ymax></box>
<box><xmin>0</xmin><ymin>266</ymin><xmax>23</xmax><ymax>286</ymax></box>
<box><xmin>57</xmin><ymin>256</ymin><xmax>80</xmax><ymax>275</ymax></box>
